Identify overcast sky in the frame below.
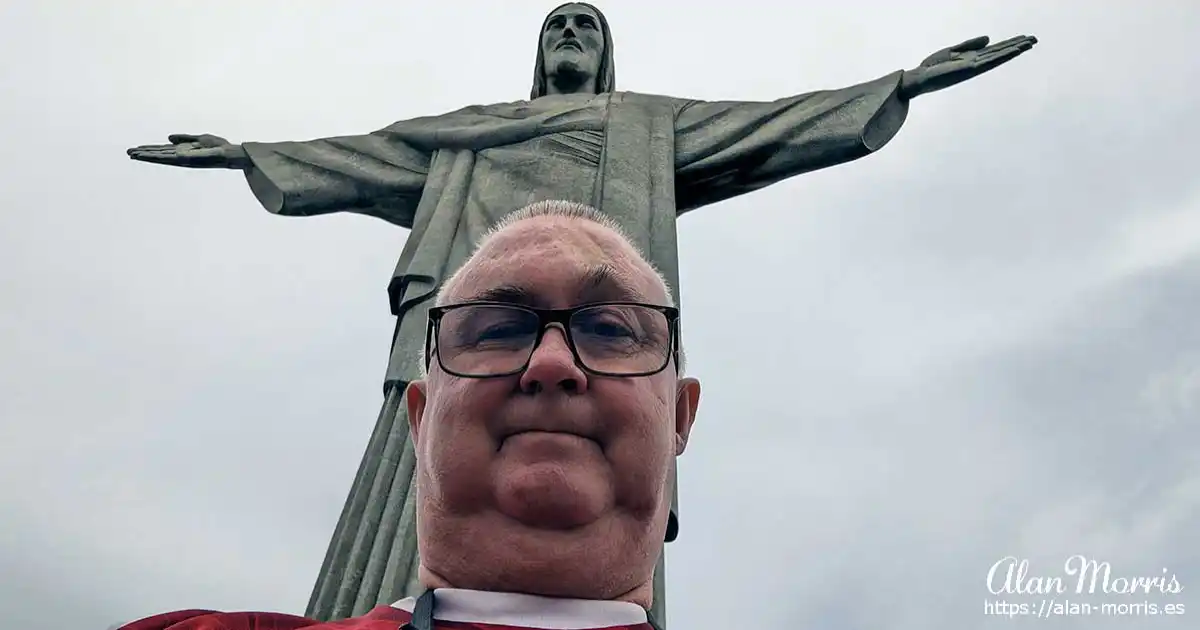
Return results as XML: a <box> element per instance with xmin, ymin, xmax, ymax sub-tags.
<box><xmin>1</xmin><ymin>1</ymin><xmax>1198</xmax><ymax>628</ymax></box>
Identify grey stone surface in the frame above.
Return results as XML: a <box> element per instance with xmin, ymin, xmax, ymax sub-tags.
<box><xmin>126</xmin><ymin>3</ymin><xmax>1036</xmax><ymax>625</ymax></box>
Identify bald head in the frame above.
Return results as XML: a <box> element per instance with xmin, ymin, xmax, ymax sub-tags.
<box><xmin>405</xmin><ymin>200</ymin><xmax>700</xmax><ymax>609</ymax></box>
<box><xmin>439</xmin><ymin>200</ymin><xmax>672</xmax><ymax>306</ymax></box>
<box><xmin>427</xmin><ymin>200</ymin><xmax>683</xmax><ymax>372</ymax></box>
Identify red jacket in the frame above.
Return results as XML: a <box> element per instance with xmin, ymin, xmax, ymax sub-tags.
<box><xmin>120</xmin><ymin>604</ymin><xmax>654</xmax><ymax>630</ymax></box>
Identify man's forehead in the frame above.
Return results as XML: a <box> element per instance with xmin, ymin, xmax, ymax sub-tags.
<box><xmin>486</xmin><ymin>216</ymin><xmax>618</xmax><ymax>255</ymax></box>
<box><xmin>448</xmin><ymin>218</ymin><xmax>662</xmax><ymax>304</ymax></box>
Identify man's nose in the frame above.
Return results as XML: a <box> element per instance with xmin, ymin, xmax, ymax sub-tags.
<box><xmin>562</xmin><ymin>25</ymin><xmax>576</xmax><ymax>39</ymax></box>
<box><xmin>519</xmin><ymin>326</ymin><xmax>588</xmax><ymax>395</ymax></box>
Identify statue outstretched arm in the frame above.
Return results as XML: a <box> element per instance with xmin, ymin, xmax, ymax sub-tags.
<box><xmin>128</xmin><ymin>131</ymin><xmax>431</xmax><ymax>229</ymax></box>
<box><xmin>240</xmin><ymin>132</ymin><xmax>430</xmax><ymax>228</ymax></box>
<box><xmin>672</xmin><ymin>72</ymin><xmax>908</xmax><ymax>213</ymax></box>
<box><xmin>671</xmin><ymin>33</ymin><xmax>1036</xmax><ymax>213</ymax></box>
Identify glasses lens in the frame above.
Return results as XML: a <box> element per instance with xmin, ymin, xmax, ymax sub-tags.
<box><xmin>438</xmin><ymin>305</ymin><xmax>539</xmax><ymax>376</ymax></box>
<box><xmin>571</xmin><ymin>304</ymin><xmax>671</xmax><ymax>374</ymax></box>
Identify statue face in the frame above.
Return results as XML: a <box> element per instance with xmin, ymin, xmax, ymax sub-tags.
<box><xmin>540</xmin><ymin>4</ymin><xmax>604</xmax><ymax>92</ymax></box>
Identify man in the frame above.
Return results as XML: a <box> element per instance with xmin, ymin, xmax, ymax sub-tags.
<box><xmin>125</xmin><ymin>2</ymin><xmax>1037</xmax><ymax>619</ymax></box>
<box><xmin>119</xmin><ymin>201</ymin><xmax>701</xmax><ymax>629</ymax></box>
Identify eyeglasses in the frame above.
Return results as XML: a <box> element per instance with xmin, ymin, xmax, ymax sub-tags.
<box><xmin>425</xmin><ymin>301</ymin><xmax>680</xmax><ymax>378</ymax></box>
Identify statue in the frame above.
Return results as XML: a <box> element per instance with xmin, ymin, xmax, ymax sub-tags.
<box><xmin>126</xmin><ymin>2</ymin><xmax>1037</xmax><ymax>624</ymax></box>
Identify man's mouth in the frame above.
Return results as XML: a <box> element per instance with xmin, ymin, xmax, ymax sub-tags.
<box><xmin>509</xmin><ymin>429</ymin><xmax>588</xmax><ymax>440</ymax></box>
<box><xmin>556</xmin><ymin>40</ymin><xmax>582</xmax><ymax>51</ymax></box>
<box><xmin>503</xmin><ymin>429</ymin><xmax>601</xmax><ymax>449</ymax></box>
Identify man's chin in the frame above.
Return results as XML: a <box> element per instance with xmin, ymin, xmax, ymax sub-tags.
<box><xmin>494</xmin><ymin>466</ymin><xmax>611</xmax><ymax>530</ymax></box>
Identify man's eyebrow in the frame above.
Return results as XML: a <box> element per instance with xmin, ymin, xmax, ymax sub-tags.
<box><xmin>576</xmin><ymin>264</ymin><xmax>646</xmax><ymax>302</ymax></box>
<box><xmin>461</xmin><ymin>284</ymin><xmax>540</xmax><ymax>306</ymax></box>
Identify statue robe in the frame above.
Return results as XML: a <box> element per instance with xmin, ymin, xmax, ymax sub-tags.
<box><xmin>239</xmin><ymin>71</ymin><xmax>909</xmax><ymax>624</ymax></box>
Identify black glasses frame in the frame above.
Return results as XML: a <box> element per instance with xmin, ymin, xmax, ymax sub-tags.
<box><xmin>425</xmin><ymin>300</ymin><xmax>681</xmax><ymax>379</ymax></box>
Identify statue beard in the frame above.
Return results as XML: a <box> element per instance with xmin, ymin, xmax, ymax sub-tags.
<box><xmin>547</xmin><ymin>59</ymin><xmax>596</xmax><ymax>95</ymax></box>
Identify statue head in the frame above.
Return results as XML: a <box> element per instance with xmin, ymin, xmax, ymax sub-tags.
<box><xmin>531</xmin><ymin>3</ymin><xmax>615</xmax><ymax>99</ymax></box>
<box><xmin>407</xmin><ymin>201</ymin><xmax>700</xmax><ymax>608</ymax></box>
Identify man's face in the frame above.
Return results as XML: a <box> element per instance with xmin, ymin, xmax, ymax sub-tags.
<box><xmin>540</xmin><ymin>4</ymin><xmax>604</xmax><ymax>92</ymax></box>
<box><xmin>407</xmin><ymin>216</ymin><xmax>699</xmax><ymax>596</ymax></box>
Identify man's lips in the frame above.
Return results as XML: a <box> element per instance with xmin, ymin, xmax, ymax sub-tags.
<box><xmin>556</xmin><ymin>40</ymin><xmax>582</xmax><ymax>51</ymax></box>
<box><xmin>502</xmin><ymin>429</ymin><xmax>601</xmax><ymax>450</ymax></box>
<box><xmin>507</xmin><ymin>429</ymin><xmax>592</xmax><ymax>441</ymax></box>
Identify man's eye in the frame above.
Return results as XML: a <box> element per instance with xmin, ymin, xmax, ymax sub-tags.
<box><xmin>475</xmin><ymin>322</ymin><xmax>534</xmax><ymax>341</ymax></box>
<box><xmin>578</xmin><ymin>319</ymin><xmax>635</xmax><ymax>338</ymax></box>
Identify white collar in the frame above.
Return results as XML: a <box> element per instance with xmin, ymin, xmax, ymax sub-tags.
<box><xmin>391</xmin><ymin>588</ymin><xmax>648</xmax><ymax>629</ymax></box>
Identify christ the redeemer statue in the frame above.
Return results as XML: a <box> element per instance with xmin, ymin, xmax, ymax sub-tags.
<box><xmin>127</xmin><ymin>2</ymin><xmax>1037</xmax><ymax>624</ymax></box>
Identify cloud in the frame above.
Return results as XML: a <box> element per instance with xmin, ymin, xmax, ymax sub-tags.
<box><xmin>670</xmin><ymin>254</ymin><xmax>1200</xmax><ymax>630</ymax></box>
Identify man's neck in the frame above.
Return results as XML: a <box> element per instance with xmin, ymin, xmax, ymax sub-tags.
<box><xmin>418</xmin><ymin>561</ymin><xmax>655</xmax><ymax>611</ymax></box>
<box><xmin>391</xmin><ymin>588</ymin><xmax>649</xmax><ymax>629</ymax></box>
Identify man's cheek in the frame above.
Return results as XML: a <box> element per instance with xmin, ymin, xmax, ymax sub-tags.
<box><xmin>607</xmin><ymin>432</ymin><xmax>672</xmax><ymax>480</ymax></box>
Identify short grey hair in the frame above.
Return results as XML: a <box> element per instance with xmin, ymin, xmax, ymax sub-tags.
<box><xmin>420</xmin><ymin>199</ymin><xmax>686</xmax><ymax>375</ymax></box>
<box><xmin>435</xmin><ymin>200</ymin><xmax>673</xmax><ymax>307</ymax></box>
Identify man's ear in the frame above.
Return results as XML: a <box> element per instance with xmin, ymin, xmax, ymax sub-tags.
<box><xmin>674</xmin><ymin>377</ymin><xmax>701</xmax><ymax>455</ymax></box>
<box><xmin>405</xmin><ymin>380</ymin><xmax>428</xmax><ymax>443</ymax></box>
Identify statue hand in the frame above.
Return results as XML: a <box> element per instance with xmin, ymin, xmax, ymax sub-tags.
<box><xmin>126</xmin><ymin>134</ymin><xmax>248</xmax><ymax>169</ymax></box>
<box><xmin>900</xmin><ymin>35</ymin><xmax>1038</xmax><ymax>99</ymax></box>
